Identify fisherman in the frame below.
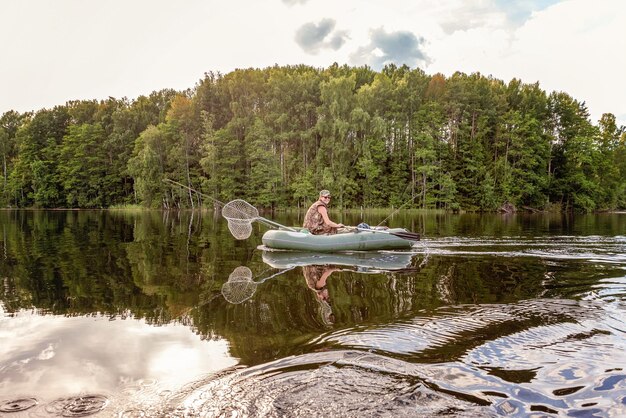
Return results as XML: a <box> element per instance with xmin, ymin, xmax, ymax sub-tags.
<box><xmin>303</xmin><ymin>190</ymin><xmax>345</xmax><ymax>235</ymax></box>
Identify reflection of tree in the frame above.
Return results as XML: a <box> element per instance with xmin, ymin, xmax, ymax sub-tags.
<box><xmin>1</xmin><ymin>211</ymin><xmax>583</xmax><ymax>367</ymax></box>
<box><xmin>0</xmin><ymin>210</ymin><xmax>254</xmax><ymax>323</ymax></box>
<box><xmin>1</xmin><ymin>211</ymin><xmax>167</xmax><ymax>320</ymax></box>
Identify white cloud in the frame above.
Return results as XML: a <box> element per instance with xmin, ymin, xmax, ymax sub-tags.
<box><xmin>295</xmin><ymin>18</ymin><xmax>349</xmax><ymax>54</ymax></box>
<box><xmin>427</xmin><ymin>0</ymin><xmax>626</xmax><ymax>124</ymax></box>
<box><xmin>497</xmin><ymin>0</ymin><xmax>626</xmax><ymax>123</ymax></box>
<box><xmin>350</xmin><ymin>28</ymin><xmax>429</xmax><ymax>69</ymax></box>
<box><xmin>0</xmin><ymin>0</ymin><xmax>624</xmax><ymax>125</ymax></box>
<box><xmin>437</xmin><ymin>1</ymin><xmax>507</xmax><ymax>34</ymax></box>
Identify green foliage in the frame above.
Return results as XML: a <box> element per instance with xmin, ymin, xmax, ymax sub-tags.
<box><xmin>59</xmin><ymin>123</ymin><xmax>108</xmax><ymax>207</ymax></box>
<box><xmin>246</xmin><ymin>118</ymin><xmax>281</xmax><ymax>207</ymax></box>
<box><xmin>127</xmin><ymin>125</ymin><xmax>168</xmax><ymax>208</ymax></box>
<box><xmin>547</xmin><ymin>92</ymin><xmax>603</xmax><ymax>212</ymax></box>
<box><xmin>1</xmin><ymin>65</ymin><xmax>624</xmax><ymax>211</ymax></box>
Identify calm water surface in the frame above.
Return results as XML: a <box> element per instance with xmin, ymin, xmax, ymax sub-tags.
<box><xmin>1</xmin><ymin>210</ymin><xmax>625</xmax><ymax>417</ymax></box>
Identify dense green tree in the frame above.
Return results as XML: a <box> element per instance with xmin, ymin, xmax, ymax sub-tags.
<box><xmin>127</xmin><ymin>125</ymin><xmax>169</xmax><ymax>208</ymax></box>
<box><xmin>355</xmin><ymin>74</ymin><xmax>392</xmax><ymax>207</ymax></box>
<box><xmin>316</xmin><ymin>74</ymin><xmax>359</xmax><ymax>208</ymax></box>
<box><xmin>412</xmin><ymin>101</ymin><xmax>447</xmax><ymax>209</ymax></box>
<box><xmin>200</xmin><ymin>124</ymin><xmax>246</xmax><ymax>203</ymax></box>
<box><xmin>547</xmin><ymin>92</ymin><xmax>601</xmax><ymax>211</ymax></box>
<box><xmin>9</xmin><ymin>107</ymin><xmax>70</xmax><ymax>207</ymax></box>
<box><xmin>164</xmin><ymin>94</ymin><xmax>204</xmax><ymax>208</ymax></box>
<box><xmin>59</xmin><ymin>123</ymin><xmax>108</xmax><ymax>207</ymax></box>
<box><xmin>0</xmin><ymin>111</ymin><xmax>30</xmax><ymax>205</ymax></box>
<box><xmin>111</xmin><ymin>91</ymin><xmax>176</xmax><ymax>204</ymax></box>
<box><xmin>596</xmin><ymin>113</ymin><xmax>626</xmax><ymax>209</ymax></box>
<box><xmin>246</xmin><ymin>118</ymin><xmax>282</xmax><ymax>207</ymax></box>
<box><xmin>264</xmin><ymin>66</ymin><xmax>322</xmax><ymax>206</ymax></box>
<box><xmin>1</xmin><ymin>65</ymin><xmax>624</xmax><ymax>212</ymax></box>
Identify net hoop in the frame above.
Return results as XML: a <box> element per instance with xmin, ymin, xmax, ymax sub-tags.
<box><xmin>222</xmin><ymin>266</ymin><xmax>256</xmax><ymax>304</ymax></box>
<box><xmin>227</xmin><ymin>220</ymin><xmax>253</xmax><ymax>240</ymax></box>
<box><xmin>222</xmin><ymin>199</ymin><xmax>259</xmax><ymax>222</ymax></box>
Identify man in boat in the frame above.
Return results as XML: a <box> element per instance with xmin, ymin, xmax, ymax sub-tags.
<box><xmin>303</xmin><ymin>190</ymin><xmax>345</xmax><ymax>235</ymax></box>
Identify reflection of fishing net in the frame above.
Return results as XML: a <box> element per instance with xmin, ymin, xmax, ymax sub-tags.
<box><xmin>230</xmin><ymin>266</ymin><xmax>253</xmax><ymax>281</ymax></box>
<box><xmin>221</xmin><ymin>266</ymin><xmax>295</xmax><ymax>304</ymax></box>
<box><xmin>221</xmin><ymin>266</ymin><xmax>257</xmax><ymax>304</ymax></box>
<box><xmin>227</xmin><ymin>220</ymin><xmax>253</xmax><ymax>240</ymax></box>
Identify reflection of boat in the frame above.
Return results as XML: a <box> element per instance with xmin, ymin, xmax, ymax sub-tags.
<box><xmin>261</xmin><ymin>250</ymin><xmax>414</xmax><ymax>271</ymax></box>
<box><xmin>261</xmin><ymin>228</ymin><xmax>415</xmax><ymax>252</ymax></box>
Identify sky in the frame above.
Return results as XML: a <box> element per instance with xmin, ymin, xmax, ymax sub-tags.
<box><xmin>1</xmin><ymin>0</ymin><xmax>625</xmax><ymax>126</ymax></box>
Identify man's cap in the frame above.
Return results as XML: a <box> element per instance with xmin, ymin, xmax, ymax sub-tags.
<box><xmin>319</xmin><ymin>190</ymin><xmax>331</xmax><ymax>197</ymax></box>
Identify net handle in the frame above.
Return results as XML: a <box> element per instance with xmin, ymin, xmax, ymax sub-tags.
<box><xmin>258</xmin><ymin>217</ymin><xmax>298</xmax><ymax>231</ymax></box>
<box><xmin>255</xmin><ymin>266</ymin><xmax>296</xmax><ymax>283</ymax></box>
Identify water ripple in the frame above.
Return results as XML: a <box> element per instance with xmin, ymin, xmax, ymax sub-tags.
<box><xmin>412</xmin><ymin>236</ymin><xmax>626</xmax><ymax>263</ymax></box>
<box><xmin>315</xmin><ymin>299</ymin><xmax>603</xmax><ymax>360</ymax></box>
<box><xmin>0</xmin><ymin>397</ymin><xmax>38</xmax><ymax>412</ymax></box>
<box><xmin>157</xmin><ymin>352</ymin><xmax>490</xmax><ymax>417</ymax></box>
<box><xmin>143</xmin><ymin>349</ymin><xmax>626</xmax><ymax>417</ymax></box>
<box><xmin>44</xmin><ymin>395</ymin><xmax>109</xmax><ymax>417</ymax></box>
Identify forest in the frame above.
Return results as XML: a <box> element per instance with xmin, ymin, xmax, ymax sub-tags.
<box><xmin>1</xmin><ymin>64</ymin><xmax>624</xmax><ymax>212</ymax></box>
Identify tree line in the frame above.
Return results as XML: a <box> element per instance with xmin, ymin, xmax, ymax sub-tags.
<box><xmin>1</xmin><ymin>64</ymin><xmax>624</xmax><ymax>211</ymax></box>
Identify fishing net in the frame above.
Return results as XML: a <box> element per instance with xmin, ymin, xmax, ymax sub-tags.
<box><xmin>221</xmin><ymin>266</ymin><xmax>257</xmax><ymax>304</ymax></box>
<box><xmin>221</xmin><ymin>199</ymin><xmax>259</xmax><ymax>222</ymax></box>
<box><xmin>222</xmin><ymin>199</ymin><xmax>295</xmax><ymax>240</ymax></box>
<box><xmin>227</xmin><ymin>220</ymin><xmax>253</xmax><ymax>240</ymax></box>
<box><xmin>222</xmin><ymin>200</ymin><xmax>261</xmax><ymax>240</ymax></box>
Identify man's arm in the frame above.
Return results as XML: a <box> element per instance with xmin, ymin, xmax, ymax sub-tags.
<box><xmin>318</xmin><ymin>206</ymin><xmax>344</xmax><ymax>228</ymax></box>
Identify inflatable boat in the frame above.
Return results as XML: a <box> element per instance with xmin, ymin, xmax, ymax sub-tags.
<box><xmin>261</xmin><ymin>227</ymin><xmax>417</xmax><ymax>252</ymax></box>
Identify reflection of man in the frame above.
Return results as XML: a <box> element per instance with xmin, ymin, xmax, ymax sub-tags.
<box><xmin>302</xmin><ymin>265</ymin><xmax>339</xmax><ymax>325</ymax></box>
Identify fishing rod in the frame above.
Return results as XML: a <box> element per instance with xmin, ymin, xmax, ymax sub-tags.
<box><xmin>162</xmin><ymin>178</ymin><xmax>225</xmax><ymax>208</ymax></box>
<box><xmin>376</xmin><ymin>193</ymin><xmax>419</xmax><ymax>227</ymax></box>
<box><xmin>163</xmin><ymin>178</ymin><xmax>296</xmax><ymax>236</ymax></box>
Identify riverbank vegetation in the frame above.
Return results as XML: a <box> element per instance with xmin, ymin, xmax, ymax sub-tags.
<box><xmin>1</xmin><ymin>64</ymin><xmax>624</xmax><ymax>212</ymax></box>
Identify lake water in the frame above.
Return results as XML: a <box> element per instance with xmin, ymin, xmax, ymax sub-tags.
<box><xmin>1</xmin><ymin>210</ymin><xmax>625</xmax><ymax>417</ymax></box>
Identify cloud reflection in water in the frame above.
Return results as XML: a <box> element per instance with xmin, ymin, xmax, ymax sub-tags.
<box><xmin>0</xmin><ymin>311</ymin><xmax>237</xmax><ymax>405</ymax></box>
